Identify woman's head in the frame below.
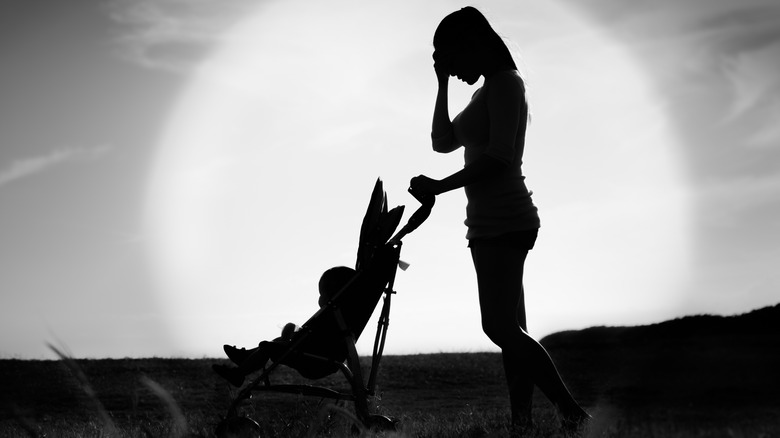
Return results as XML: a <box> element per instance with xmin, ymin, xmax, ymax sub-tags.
<box><xmin>433</xmin><ymin>7</ymin><xmax>517</xmax><ymax>84</ymax></box>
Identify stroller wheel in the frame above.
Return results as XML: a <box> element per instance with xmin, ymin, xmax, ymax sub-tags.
<box><xmin>215</xmin><ymin>416</ymin><xmax>262</xmax><ymax>438</ymax></box>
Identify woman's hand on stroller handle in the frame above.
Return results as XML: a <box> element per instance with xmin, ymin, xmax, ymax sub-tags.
<box><xmin>409</xmin><ymin>175</ymin><xmax>439</xmax><ymax>206</ymax></box>
<box><xmin>388</xmin><ymin>178</ymin><xmax>436</xmax><ymax>245</ymax></box>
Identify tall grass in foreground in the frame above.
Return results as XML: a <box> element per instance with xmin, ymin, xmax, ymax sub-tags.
<box><xmin>7</xmin><ymin>348</ymin><xmax>581</xmax><ymax>437</ymax></box>
<box><xmin>22</xmin><ymin>344</ymin><xmax>203</xmax><ymax>438</ymax></box>
<box><xmin>5</xmin><ymin>350</ymin><xmax>776</xmax><ymax>437</ymax></box>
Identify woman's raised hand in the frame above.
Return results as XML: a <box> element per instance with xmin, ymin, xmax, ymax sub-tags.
<box><xmin>433</xmin><ymin>51</ymin><xmax>450</xmax><ymax>84</ymax></box>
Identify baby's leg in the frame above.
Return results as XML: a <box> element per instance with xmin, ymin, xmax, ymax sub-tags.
<box><xmin>236</xmin><ymin>341</ymin><xmax>275</xmax><ymax>375</ymax></box>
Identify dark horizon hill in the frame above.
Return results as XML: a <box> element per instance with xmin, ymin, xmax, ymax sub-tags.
<box><xmin>536</xmin><ymin>302</ymin><xmax>780</xmax><ymax>420</ymax></box>
<box><xmin>541</xmin><ymin>302</ymin><xmax>780</xmax><ymax>347</ymax></box>
<box><xmin>1</xmin><ymin>303</ymin><xmax>778</xmax><ymax>434</ymax></box>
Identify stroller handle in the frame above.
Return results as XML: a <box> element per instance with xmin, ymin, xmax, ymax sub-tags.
<box><xmin>407</xmin><ymin>187</ymin><xmax>435</xmax><ymax>209</ymax></box>
<box><xmin>388</xmin><ymin>188</ymin><xmax>435</xmax><ymax>244</ymax></box>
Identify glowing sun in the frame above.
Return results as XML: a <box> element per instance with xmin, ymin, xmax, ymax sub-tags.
<box><xmin>144</xmin><ymin>0</ymin><xmax>690</xmax><ymax>356</ymax></box>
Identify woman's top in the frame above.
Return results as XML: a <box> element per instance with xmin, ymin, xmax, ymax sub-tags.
<box><xmin>433</xmin><ymin>70</ymin><xmax>540</xmax><ymax>240</ymax></box>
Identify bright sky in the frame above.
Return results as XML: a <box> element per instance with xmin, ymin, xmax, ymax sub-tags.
<box><xmin>1</xmin><ymin>0</ymin><xmax>779</xmax><ymax>359</ymax></box>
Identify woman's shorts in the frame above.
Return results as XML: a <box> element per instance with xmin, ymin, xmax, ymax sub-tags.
<box><xmin>468</xmin><ymin>228</ymin><xmax>539</xmax><ymax>250</ymax></box>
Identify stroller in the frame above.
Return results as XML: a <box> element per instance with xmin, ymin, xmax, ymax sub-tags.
<box><xmin>216</xmin><ymin>178</ymin><xmax>434</xmax><ymax>435</ymax></box>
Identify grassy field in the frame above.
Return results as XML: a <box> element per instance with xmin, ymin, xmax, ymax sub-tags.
<box><xmin>2</xmin><ymin>307</ymin><xmax>779</xmax><ymax>437</ymax></box>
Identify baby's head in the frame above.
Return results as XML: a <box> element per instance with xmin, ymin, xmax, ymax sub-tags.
<box><xmin>318</xmin><ymin>266</ymin><xmax>356</xmax><ymax>308</ymax></box>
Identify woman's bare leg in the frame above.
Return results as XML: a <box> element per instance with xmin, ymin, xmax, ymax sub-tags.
<box><xmin>500</xmin><ymin>283</ymin><xmax>534</xmax><ymax>426</ymax></box>
<box><xmin>470</xmin><ymin>243</ymin><xmax>587</xmax><ymax>422</ymax></box>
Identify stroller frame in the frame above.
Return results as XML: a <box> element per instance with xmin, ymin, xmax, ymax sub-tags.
<box><xmin>221</xmin><ymin>179</ymin><xmax>434</xmax><ymax>432</ymax></box>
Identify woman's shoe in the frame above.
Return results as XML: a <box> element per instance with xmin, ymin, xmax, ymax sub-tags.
<box><xmin>561</xmin><ymin>409</ymin><xmax>591</xmax><ymax>433</ymax></box>
<box><xmin>509</xmin><ymin>416</ymin><xmax>534</xmax><ymax>438</ymax></box>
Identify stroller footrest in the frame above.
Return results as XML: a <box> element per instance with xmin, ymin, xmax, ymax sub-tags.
<box><xmin>252</xmin><ymin>384</ymin><xmax>356</xmax><ymax>401</ymax></box>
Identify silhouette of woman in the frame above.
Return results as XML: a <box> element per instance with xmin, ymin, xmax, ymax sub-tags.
<box><xmin>409</xmin><ymin>7</ymin><xmax>590</xmax><ymax>431</ymax></box>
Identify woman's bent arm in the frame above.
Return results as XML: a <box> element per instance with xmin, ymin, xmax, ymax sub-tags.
<box><xmin>411</xmin><ymin>153</ymin><xmax>507</xmax><ymax>196</ymax></box>
<box><xmin>437</xmin><ymin>154</ymin><xmax>506</xmax><ymax>193</ymax></box>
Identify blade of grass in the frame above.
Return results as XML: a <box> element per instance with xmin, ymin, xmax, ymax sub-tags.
<box><xmin>46</xmin><ymin>343</ymin><xmax>119</xmax><ymax>437</ymax></box>
<box><xmin>140</xmin><ymin>375</ymin><xmax>188</xmax><ymax>437</ymax></box>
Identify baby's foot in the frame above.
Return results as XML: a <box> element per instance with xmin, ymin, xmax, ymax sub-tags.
<box><xmin>223</xmin><ymin>344</ymin><xmax>251</xmax><ymax>364</ymax></box>
<box><xmin>212</xmin><ymin>364</ymin><xmax>245</xmax><ymax>387</ymax></box>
